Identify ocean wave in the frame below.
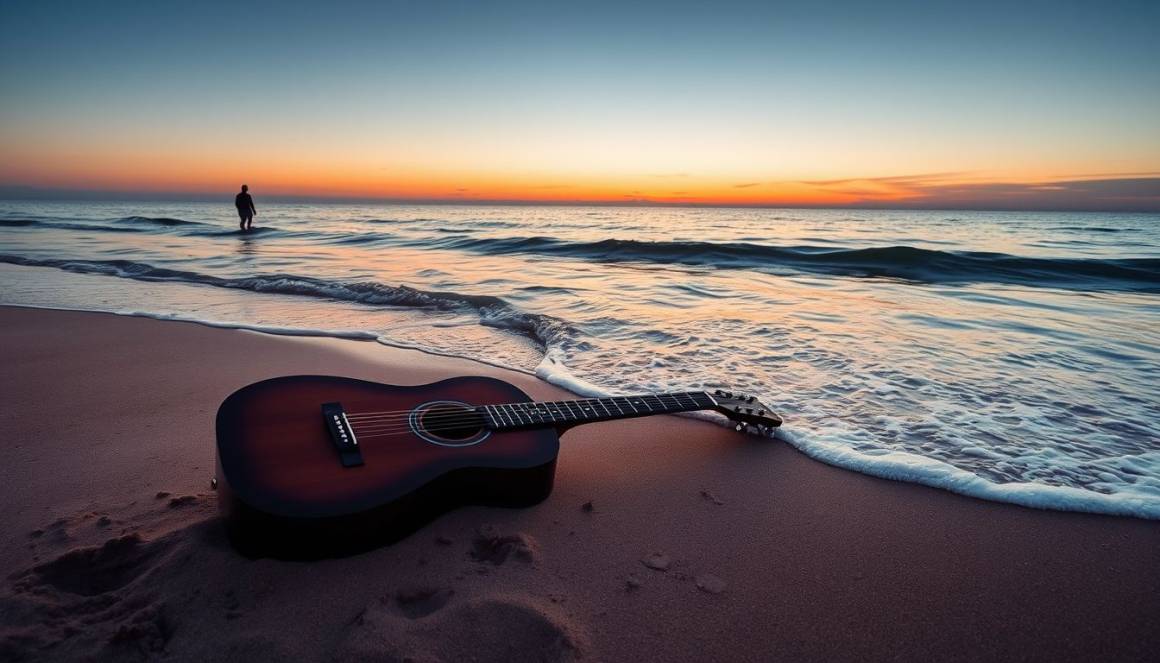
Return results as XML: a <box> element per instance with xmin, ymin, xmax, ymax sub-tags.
<box><xmin>116</xmin><ymin>215</ymin><xmax>207</xmax><ymax>227</ymax></box>
<box><xmin>0</xmin><ymin>254</ymin><xmax>573</xmax><ymax>352</ymax></box>
<box><xmin>424</xmin><ymin>236</ymin><xmax>1160</xmax><ymax>291</ymax></box>
<box><xmin>2</xmin><ymin>215</ymin><xmax>210</xmax><ymax>233</ymax></box>
<box><xmin>1</xmin><ymin>217</ymin><xmax>150</xmax><ymax>233</ymax></box>
<box><xmin>188</xmin><ymin>226</ymin><xmax>285</xmax><ymax>238</ymax></box>
<box><xmin>777</xmin><ymin>428</ymin><xmax>1160</xmax><ymax>519</ymax></box>
<box><xmin>1052</xmin><ymin>226</ymin><xmax>1135</xmax><ymax>233</ymax></box>
<box><xmin>8</xmin><ymin>212</ymin><xmax>1158</xmax><ymax>290</ymax></box>
<box><xmin>1</xmin><ymin>213</ymin><xmax>406</xmax><ymax>246</ymax></box>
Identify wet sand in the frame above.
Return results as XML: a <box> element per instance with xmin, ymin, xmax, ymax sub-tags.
<box><xmin>0</xmin><ymin>306</ymin><xmax>1157</xmax><ymax>662</ymax></box>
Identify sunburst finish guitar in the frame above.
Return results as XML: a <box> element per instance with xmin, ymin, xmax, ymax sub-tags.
<box><xmin>215</xmin><ymin>375</ymin><xmax>781</xmax><ymax>558</ymax></box>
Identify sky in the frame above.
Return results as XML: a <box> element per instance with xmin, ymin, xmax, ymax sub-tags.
<box><xmin>1</xmin><ymin>0</ymin><xmax>1158</xmax><ymax>211</ymax></box>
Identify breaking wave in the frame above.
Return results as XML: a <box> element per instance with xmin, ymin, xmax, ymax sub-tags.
<box><xmin>10</xmin><ymin>213</ymin><xmax>1156</xmax><ymax>290</ymax></box>
<box><xmin>421</xmin><ymin>236</ymin><xmax>1160</xmax><ymax>291</ymax></box>
<box><xmin>0</xmin><ymin>254</ymin><xmax>574</xmax><ymax>352</ymax></box>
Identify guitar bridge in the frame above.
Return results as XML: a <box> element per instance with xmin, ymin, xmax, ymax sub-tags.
<box><xmin>322</xmin><ymin>402</ymin><xmax>364</xmax><ymax>467</ymax></box>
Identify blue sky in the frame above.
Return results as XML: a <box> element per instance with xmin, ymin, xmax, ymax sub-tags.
<box><xmin>1</xmin><ymin>1</ymin><xmax>1158</xmax><ymax>209</ymax></box>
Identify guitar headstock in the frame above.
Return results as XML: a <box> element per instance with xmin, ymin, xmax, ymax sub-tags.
<box><xmin>710</xmin><ymin>389</ymin><xmax>783</xmax><ymax>435</ymax></box>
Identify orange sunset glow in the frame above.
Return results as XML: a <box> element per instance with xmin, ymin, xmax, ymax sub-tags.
<box><xmin>2</xmin><ymin>143</ymin><xmax>1157</xmax><ymax>210</ymax></box>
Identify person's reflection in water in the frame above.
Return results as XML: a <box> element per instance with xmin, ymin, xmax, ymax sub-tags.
<box><xmin>236</xmin><ymin>231</ymin><xmax>258</xmax><ymax>259</ymax></box>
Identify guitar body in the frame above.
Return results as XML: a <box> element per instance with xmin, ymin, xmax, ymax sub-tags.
<box><xmin>215</xmin><ymin>375</ymin><xmax>558</xmax><ymax>559</ymax></box>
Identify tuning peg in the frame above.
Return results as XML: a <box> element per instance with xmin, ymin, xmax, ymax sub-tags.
<box><xmin>734</xmin><ymin>423</ymin><xmax>744</xmax><ymax>432</ymax></box>
<box><xmin>747</xmin><ymin>396</ymin><xmax>755</xmax><ymax>403</ymax></box>
<box><xmin>725</xmin><ymin>391</ymin><xmax>733</xmax><ymax>398</ymax></box>
<box><xmin>714</xmin><ymin>389</ymin><xmax>724</xmax><ymax>396</ymax></box>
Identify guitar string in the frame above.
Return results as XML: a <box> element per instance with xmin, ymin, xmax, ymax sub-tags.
<box><xmin>352</xmin><ymin>413</ymin><xmax>776</xmax><ymax>440</ymax></box>
<box><xmin>349</xmin><ymin>404</ymin><xmax>676</xmax><ymax>433</ymax></box>
<box><xmin>347</xmin><ymin>402</ymin><xmax>721</xmax><ymax>437</ymax></box>
<box><xmin>346</xmin><ymin>396</ymin><xmax>708</xmax><ymax>431</ymax></box>
<box><xmin>344</xmin><ymin>392</ymin><xmax>712</xmax><ymax>419</ymax></box>
<box><xmin>346</xmin><ymin>393</ymin><xmax>712</xmax><ymax>422</ymax></box>
<box><xmin>344</xmin><ymin>395</ymin><xmax>720</xmax><ymax>433</ymax></box>
<box><xmin>343</xmin><ymin>395</ymin><xmax>744</xmax><ymax>442</ymax></box>
<box><xmin>348</xmin><ymin>410</ymin><xmax>772</xmax><ymax>440</ymax></box>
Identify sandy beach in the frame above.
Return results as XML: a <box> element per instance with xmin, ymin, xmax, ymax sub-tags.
<box><xmin>0</xmin><ymin>305</ymin><xmax>1157</xmax><ymax>662</ymax></box>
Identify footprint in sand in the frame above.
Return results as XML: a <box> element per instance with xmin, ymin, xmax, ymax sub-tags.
<box><xmin>469</xmin><ymin>525</ymin><xmax>539</xmax><ymax>566</ymax></box>
<box><xmin>3</xmin><ymin>500</ymin><xmax>220</xmax><ymax>661</ymax></box>
<box><xmin>695</xmin><ymin>574</ymin><xmax>728</xmax><ymax>594</ymax></box>
<box><xmin>167</xmin><ymin>495</ymin><xmax>199</xmax><ymax>509</ymax></box>
<box><xmin>21</xmin><ymin>533</ymin><xmax>170</xmax><ymax>597</ymax></box>
<box><xmin>641</xmin><ymin>552</ymin><xmax>671</xmax><ymax>572</ymax></box>
<box><xmin>395</xmin><ymin>586</ymin><xmax>455</xmax><ymax>619</ymax></box>
<box><xmin>337</xmin><ymin>596</ymin><xmax>586</xmax><ymax>663</ymax></box>
<box><xmin>3</xmin><ymin>529</ymin><xmax>187</xmax><ymax>660</ymax></box>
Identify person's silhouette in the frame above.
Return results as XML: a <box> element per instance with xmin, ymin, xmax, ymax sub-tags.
<box><xmin>235</xmin><ymin>185</ymin><xmax>256</xmax><ymax>231</ymax></box>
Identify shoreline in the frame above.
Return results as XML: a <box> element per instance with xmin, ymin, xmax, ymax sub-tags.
<box><xmin>4</xmin><ymin>296</ymin><xmax>1156</xmax><ymax>521</ymax></box>
<box><xmin>1</xmin><ymin>306</ymin><xmax>1157</xmax><ymax>661</ymax></box>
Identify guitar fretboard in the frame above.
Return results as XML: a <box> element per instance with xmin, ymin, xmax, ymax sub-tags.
<box><xmin>479</xmin><ymin>392</ymin><xmax>715</xmax><ymax>431</ymax></box>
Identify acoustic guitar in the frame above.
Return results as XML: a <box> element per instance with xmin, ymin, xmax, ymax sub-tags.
<box><xmin>215</xmin><ymin>375</ymin><xmax>781</xmax><ymax>558</ymax></box>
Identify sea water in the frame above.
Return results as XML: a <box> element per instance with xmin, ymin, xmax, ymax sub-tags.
<box><xmin>2</xmin><ymin>201</ymin><xmax>1157</xmax><ymax>518</ymax></box>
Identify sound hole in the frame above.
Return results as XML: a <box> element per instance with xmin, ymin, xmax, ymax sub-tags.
<box><xmin>418</xmin><ymin>404</ymin><xmax>484</xmax><ymax>441</ymax></box>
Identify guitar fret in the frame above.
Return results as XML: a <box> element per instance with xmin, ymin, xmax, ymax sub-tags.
<box><xmin>496</xmin><ymin>404</ymin><xmax>512</xmax><ymax>427</ymax></box>
<box><xmin>579</xmin><ymin>400</ymin><xmax>595</xmax><ymax>419</ymax></box>
<box><xmin>482</xmin><ymin>405</ymin><xmax>499</xmax><ymax>428</ymax></box>
<box><xmin>507</xmin><ymin>403</ymin><xmax>524</xmax><ymax>426</ymax></box>
<box><xmin>486</xmin><ymin>390</ymin><xmax>726</xmax><ymax>431</ymax></box>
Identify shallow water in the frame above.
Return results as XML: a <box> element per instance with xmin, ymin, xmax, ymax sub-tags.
<box><xmin>2</xmin><ymin>201</ymin><xmax>1157</xmax><ymax>518</ymax></box>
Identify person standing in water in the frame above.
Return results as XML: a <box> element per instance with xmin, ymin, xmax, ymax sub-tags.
<box><xmin>235</xmin><ymin>184</ymin><xmax>257</xmax><ymax>231</ymax></box>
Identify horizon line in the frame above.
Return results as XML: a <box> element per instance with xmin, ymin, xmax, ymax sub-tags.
<box><xmin>2</xmin><ymin>186</ymin><xmax>1158</xmax><ymax>214</ymax></box>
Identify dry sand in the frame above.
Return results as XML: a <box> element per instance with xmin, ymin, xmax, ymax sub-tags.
<box><xmin>0</xmin><ymin>306</ymin><xmax>1157</xmax><ymax>662</ymax></box>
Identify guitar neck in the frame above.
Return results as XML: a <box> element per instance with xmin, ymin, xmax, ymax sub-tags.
<box><xmin>479</xmin><ymin>392</ymin><xmax>716</xmax><ymax>432</ymax></box>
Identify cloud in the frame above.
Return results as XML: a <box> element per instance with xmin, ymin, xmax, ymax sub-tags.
<box><xmin>804</xmin><ymin>172</ymin><xmax>1160</xmax><ymax>212</ymax></box>
<box><xmin>802</xmin><ymin>172</ymin><xmax>967</xmax><ymax>188</ymax></box>
<box><xmin>733</xmin><ymin>182</ymin><xmax>761</xmax><ymax>188</ymax></box>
